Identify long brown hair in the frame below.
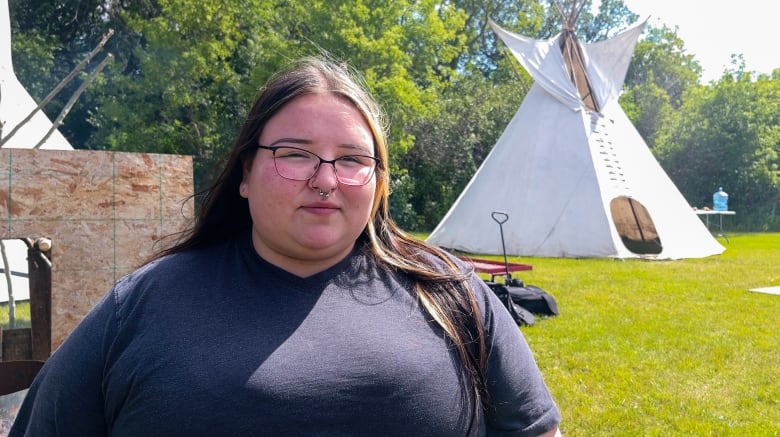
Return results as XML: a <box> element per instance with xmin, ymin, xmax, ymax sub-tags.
<box><xmin>155</xmin><ymin>55</ymin><xmax>489</xmax><ymax>429</ymax></box>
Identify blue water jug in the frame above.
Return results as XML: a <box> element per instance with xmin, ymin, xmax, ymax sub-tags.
<box><xmin>713</xmin><ymin>187</ymin><xmax>728</xmax><ymax>211</ymax></box>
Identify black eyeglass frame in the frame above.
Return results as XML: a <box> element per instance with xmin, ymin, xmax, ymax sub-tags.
<box><xmin>256</xmin><ymin>145</ymin><xmax>380</xmax><ymax>186</ymax></box>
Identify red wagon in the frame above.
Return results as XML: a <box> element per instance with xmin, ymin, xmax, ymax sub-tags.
<box><xmin>459</xmin><ymin>256</ymin><xmax>532</xmax><ymax>283</ymax></box>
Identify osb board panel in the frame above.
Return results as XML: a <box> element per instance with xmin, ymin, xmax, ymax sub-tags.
<box><xmin>0</xmin><ymin>174</ymin><xmax>10</xmax><ymax>218</ymax></box>
<box><xmin>9</xmin><ymin>172</ymin><xmax>114</xmax><ymax>220</ymax></box>
<box><xmin>114</xmin><ymin>220</ymin><xmax>165</xmax><ymax>271</ymax></box>
<box><xmin>11</xmin><ymin>220</ymin><xmax>115</xmax><ymax>271</ymax></box>
<box><xmin>50</xmin><ymin>269</ymin><xmax>116</xmax><ymax>343</ymax></box>
<box><xmin>0</xmin><ymin>148</ymin><xmax>194</xmax><ymax>350</ymax></box>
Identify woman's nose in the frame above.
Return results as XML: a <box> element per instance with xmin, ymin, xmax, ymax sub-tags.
<box><xmin>309</xmin><ymin>161</ymin><xmax>339</xmax><ymax>190</ymax></box>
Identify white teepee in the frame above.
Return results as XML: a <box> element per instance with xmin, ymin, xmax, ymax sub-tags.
<box><xmin>1</xmin><ymin>0</ymin><xmax>73</xmax><ymax>303</ymax></box>
<box><xmin>0</xmin><ymin>0</ymin><xmax>72</xmax><ymax>150</ymax></box>
<box><xmin>427</xmin><ymin>4</ymin><xmax>724</xmax><ymax>259</ymax></box>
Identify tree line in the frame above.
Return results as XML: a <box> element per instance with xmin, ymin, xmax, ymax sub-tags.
<box><xmin>9</xmin><ymin>0</ymin><xmax>779</xmax><ymax>231</ymax></box>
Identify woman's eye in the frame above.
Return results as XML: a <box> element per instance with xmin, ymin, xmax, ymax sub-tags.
<box><xmin>277</xmin><ymin>148</ymin><xmax>313</xmax><ymax>159</ymax></box>
<box><xmin>339</xmin><ymin>156</ymin><xmax>362</xmax><ymax>164</ymax></box>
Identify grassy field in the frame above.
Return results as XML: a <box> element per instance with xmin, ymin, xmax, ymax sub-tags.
<box><xmin>0</xmin><ymin>301</ymin><xmax>30</xmax><ymax>329</ymax></box>
<box><xmin>2</xmin><ymin>234</ymin><xmax>777</xmax><ymax>434</ymax></box>
<box><xmin>476</xmin><ymin>233</ymin><xmax>779</xmax><ymax>436</ymax></box>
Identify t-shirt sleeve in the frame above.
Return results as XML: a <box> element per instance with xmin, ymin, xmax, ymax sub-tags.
<box><xmin>9</xmin><ymin>289</ymin><xmax>118</xmax><ymax>436</ymax></box>
<box><xmin>474</xmin><ymin>277</ymin><xmax>561</xmax><ymax>436</ymax></box>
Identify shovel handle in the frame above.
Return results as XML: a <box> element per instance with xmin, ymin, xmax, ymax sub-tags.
<box><xmin>491</xmin><ymin>211</ymin><xmax>509</xmax><ymax>225</ymax></box>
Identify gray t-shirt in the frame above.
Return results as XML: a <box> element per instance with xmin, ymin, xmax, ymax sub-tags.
<box><xmin>11</xmin><ymin>233</ymin><xmax>559</xmax><ymax>436</ymax></box>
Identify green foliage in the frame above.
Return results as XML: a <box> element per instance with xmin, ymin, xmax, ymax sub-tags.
<box><xmin>625</xmin><ymin>24</ymin><xmax>700</xmax><ymax>107</ymax></box>
<box><xmin>304</xmin><ymin>0</ymin><xmax>472</xmax><ymax>164</ymax></box>
<box><xmin>619</xmin><ymin>81</ymin><xmax>673</xmax><ymax>146</ymax></box>
<box><xmin>387</xmin><ymin>170</ymin><xmax>418</xmax><ymax>229</ymax></box>
<box><xmin>401</xmin><ymin>68</ymin><xmax>528</xmax><ymax>230</ymax></box>
<box><xmin>83</xmin><ymin>0</ymin><xmax>274</xmax><ymax>188</ymax></box>
<box><xmin>8</xmin><ymin>31</ymin><xmax>57</xmax><ymax>99</ymax></box>
<box><xmin>654</xmin><ymin>74</ymin><xmax>780</xmax><ymax>229</ymax></box>
<box><xmin>576</xmin><ymin>0</ymin><xmax>638</xmax><ymax>42</ymax></box>
<box><xmin>9</xmin><ymin>0</ymin><xmax>121</xmax><ymax>146</ymax></box>
<box><xmin>446</xmin><ymin>0</ymin><xmax>546</xmax><ymax>73</ymax></box>
<box><xmin>472</xmin><ymin>233</ymin><xmax>780</xmax><ymax>435</ymax></box>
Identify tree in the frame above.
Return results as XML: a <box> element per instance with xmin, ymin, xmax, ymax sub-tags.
<box><xmin>654</xmin><ymin>72</ymin><xmax>780</xmax><ymax>229</ymax></box>
<box><xmin>624</xmin><ymin>24</ymin><xmax>700</xmax><ymax>108</ymax></box>
<box><xmin>571</xmin><ymin>0</ymin><xmax>637</xmax><ymax>42</ymax></box>
<box><xmin>403</xmin><ymin>67</ymin><xmax>530</xmax><ymax>229</ymax></box>
<box><xmin>619</xmin><ymin>23</ymin><xmax>698</xmax><ymax>148</ymax></box>
<box><xmin>83</xmin><ymin>0</ymin><xmax>300</xmax><ymax>187</ymax></box>
<box><xmin>619</xmin><ymin>81</ymin><xmax>673</xmax><ymax>147</ymax></box>
<box><xmin>446</xmin><ymin>0</ymin><xmax>546</xmax><ymax>74</ymax></box>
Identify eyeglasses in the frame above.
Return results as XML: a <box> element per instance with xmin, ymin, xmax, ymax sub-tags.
<box><xmin>256</xmin><ymin>145</ymin><xmax>379</xmax><ymax>186</ymax></box>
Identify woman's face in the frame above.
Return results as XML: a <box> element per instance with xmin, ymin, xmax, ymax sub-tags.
<box><xmin>239</xmin><ymin>92</ymin><xmax>377</xmax><ymax>277</ymax></box>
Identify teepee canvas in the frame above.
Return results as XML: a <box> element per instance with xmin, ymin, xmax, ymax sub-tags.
<box><xmin>0</xmin><ymin>0</ymin><xmax>72</xmax><ymax>150</ymax></box>
<box><xmin>1</xmin><ymin>0</ymin><xmax>73</xmax><ymax>303</ymax></box>
<box><xmin>427</xmin><ymin>3</ymin><xmax>724</xmax><ymax>259</ymax></box>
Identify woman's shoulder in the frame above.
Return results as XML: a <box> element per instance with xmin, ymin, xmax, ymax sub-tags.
<box><xmin>112</xmin><ymin>237</ymin><xmax>243</xmax><ymax>303</ymax></box>
<box><xmin>109</xmin><ymin>252</ymin><xmax>189</xmax><ymax>305</ymax></box>
<box><xmin>121</xmin><ymin>247</ymin><xmax>207</xmax><ymax>280</ymax></box>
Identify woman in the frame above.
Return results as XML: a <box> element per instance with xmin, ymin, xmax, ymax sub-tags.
<box><xmin>11</xmin><ymin>56</ymin><xmax>560</xmax><ymax>436</ymax></box>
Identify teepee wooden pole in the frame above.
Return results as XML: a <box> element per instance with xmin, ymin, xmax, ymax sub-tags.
<box><xmin>0</xmin><ymin>29</ymin><xmax>113</xmax><ymax>147</ymax></box>
<box><xmin>33</xmin><ymin>53</ymin><xmax>113</xmax><ymax>149</ymax></box>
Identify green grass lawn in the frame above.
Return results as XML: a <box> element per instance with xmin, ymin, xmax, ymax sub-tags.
<box><xmin>0</xmin><ymin>300</ymin><xmax>30</xmax><ymax>329</ymax></box>
<box><xmin>472</xmin><ymin>233</ymin><xmax>780</xmax><ymax>435</ymax></box>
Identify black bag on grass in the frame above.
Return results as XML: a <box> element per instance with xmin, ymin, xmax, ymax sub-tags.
<box><xmin>488</xmin><ymin>282</ymin><xmax>536</xmax><ymax>326</ymax></box>
<box><xmin>487</xmin><ymin>281</ymin><xmax>559</xmax><ymax>323</ymax></box>
<box><xmin>506</xmin><ymin>284</ymin><xmax>559</xmax><ymax>316</ymax></box>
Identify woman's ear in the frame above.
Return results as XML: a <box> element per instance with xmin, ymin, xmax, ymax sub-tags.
<box><xmin>239</xmin><ymin>163</ymin><xmax>251</xmax><ymax>198</ymax></box>
<box><xmin>239</xmin><ymin>180</ymin><xmax>249</xmax><ymax>198</ymax></box>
